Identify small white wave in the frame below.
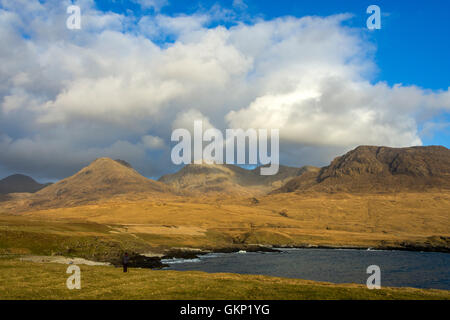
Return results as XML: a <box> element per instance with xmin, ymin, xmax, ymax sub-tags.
<box><xmin>161</xmin><ymin>258</ymin><xmax>201</xmax><ymax>264</ymax></box>
<box><xmin>201</xmin><ymin>253</ymin><xmax>224</xmax><ymax>259</ymax></box>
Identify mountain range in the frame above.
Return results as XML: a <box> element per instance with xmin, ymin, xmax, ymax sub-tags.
<box><xmin>0</xmin><ymin>145</ymin><xmax>449</xmax><ymax>259</ymax></box>
<box><xmin>158</xmin><ymin>163</ymin><xmax>318</xmax><ymax>195</ymax></box>
<box><xmin>1</xmin><ymin>145</ymin><xmax>449</xmax><ymax>209</ymax></box>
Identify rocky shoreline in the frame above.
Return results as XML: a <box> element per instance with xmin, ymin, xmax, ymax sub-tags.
<box><xmin>111</xmin><ymin>245</ymin><xmax>280</xmax><ymax>269</ymax></box>
<box><xmin>12</xmin><ymin>241</ymin><xmax>448</xmax><ymax>269</ymax></box>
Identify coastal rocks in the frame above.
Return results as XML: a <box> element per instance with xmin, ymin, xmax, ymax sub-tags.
<box><xmin>112</xmin><ymin>252</ymin><xmax>167</xmax><ymax>269</ymax></box>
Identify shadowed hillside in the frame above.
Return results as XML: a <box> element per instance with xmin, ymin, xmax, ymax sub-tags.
<box><xmin>275</xmin><ymin>146</ymin><xmax>450</xmax><ymax>193</ymax></box>
<box><xmin>0</xmin><ymin>174</ymin><xmax>49</xmax><ymax>194</ymax></box>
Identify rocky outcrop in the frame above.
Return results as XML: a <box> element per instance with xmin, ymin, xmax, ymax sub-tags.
<box><xmin>274</xmin><ymin>146</ymin><xmax>450</xmax><ymax>193</ymax></box>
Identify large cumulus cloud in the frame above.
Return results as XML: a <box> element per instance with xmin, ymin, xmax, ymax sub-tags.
<box><xmin>0</xmin><ymin>0</ymin><xmax>449</xmax><ymax>180</ymax></box>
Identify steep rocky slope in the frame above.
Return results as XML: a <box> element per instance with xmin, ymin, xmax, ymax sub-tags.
<box><xmin>274</xmin><ymin>146</ymin><xmax>450</xmax><ymax>193</ymax></box>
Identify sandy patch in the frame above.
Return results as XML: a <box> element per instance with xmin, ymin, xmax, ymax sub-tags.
<box><xmin>20</xmin><ymin>255</ymin><xmax>110</xmax><ymax>266</ymax></box>
<box><xmin>140</xmin><ymin>252</ymin><xmax>165</xmax><ymax>258</ymax></box>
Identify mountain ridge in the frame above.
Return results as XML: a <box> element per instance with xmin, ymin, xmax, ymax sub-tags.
<box><xmin>158</xmin><ymin>163</ymin><xmax>318</xmax><ymax>195</ymax></box>
<box><xmin>274</xmin><ymin>145</ymin><xmax>450</xmax><ymax>193</ymax></box>
<box><xmin>1</xmin><ymin>145</ymin><xmax>449</xmax><ymax>210</ymax></box>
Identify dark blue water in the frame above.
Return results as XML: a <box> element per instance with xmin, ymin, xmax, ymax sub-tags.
<box><xmin>162</xmin><ymin>248</ymin><xmax>450</xmax><ymax>290</ymax></box>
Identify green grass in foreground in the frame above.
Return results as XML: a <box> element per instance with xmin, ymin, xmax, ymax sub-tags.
<box><xmin>0</xmin><ymin>257</ymin><xmax>449</xmax><ymax>300</ymax></box>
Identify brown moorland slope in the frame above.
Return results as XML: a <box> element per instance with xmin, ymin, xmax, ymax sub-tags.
<box><xmin>2</xmin><ymin>191</ymin><xmax>448</xmax><ymax>258</ymax></box>
<box><xmin>275</xmin><ymin>146</ymin><xmax>450</xmax><ymax>193</ymax></box>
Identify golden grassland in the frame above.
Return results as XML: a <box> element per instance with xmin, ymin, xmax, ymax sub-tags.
<box><xmin>0</xmin><ymin>257</ymin><xmax>448</xmax><ymax>300</ymax></box>
<box><xmin>0</xmin><ymin>191</ymin><xmax>449</xmax><ymax>300</ymax></box>
<box><xmin>1</xmin><ymin>191</ymin><xmax>449</xmax><ymax>258</ymax></box>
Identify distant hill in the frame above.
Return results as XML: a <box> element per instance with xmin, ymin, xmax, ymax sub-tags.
<box><xmin>31</xmin><ymin>158</ymin><xmax>170</xmax><ymax>207</ymax></box>
<box><xmin>274</xmin><ymin>146</ymin><xmax>450</xmax><ymax>193</ymax></box>
<box><xmin>0</xmin><ymin>174</ymin><xmax>49</xmax><ymax>194</ymax></box>
<box><xmin>159</xmin><ymin>163</ymin><xmax>318</xmax><ymax>195</ymax></box>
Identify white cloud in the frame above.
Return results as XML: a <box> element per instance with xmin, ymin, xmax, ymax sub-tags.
<box><xmin>142</xmin><ymin>135</ymin><xmax>165</xmax><ymax>149</ymax></box>
<box><xmin>172</xmin><ymin>109</ymin><xmax>215</xmax><ymax>133</ymax></box>
<box><xmin>226</xmin><ymin>79</ymin><xmax>425</xmax><ymax>147</ymax></box>
<box><xmin>0</xmin><ymin>1</ymin><xmax>449</xmax><ymax>179</ymax></box>
<box><xmin>133</xmin><ymin>0</ymin><xmax>169</xmax><ymax>11</ymax></box>
<box><xmin>138</xmin><ymin>13</ymin><xmax>211</xmax><ymax>40</ymax></box>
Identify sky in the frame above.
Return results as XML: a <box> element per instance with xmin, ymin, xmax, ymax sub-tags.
<box><xmin>0</xmin><ymin>0</ymin><xmax>449</xmax><ymax>181</ymax></box>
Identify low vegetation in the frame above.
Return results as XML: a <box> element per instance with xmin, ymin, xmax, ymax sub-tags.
<box><xmin>0</xmin><ymin>258</ymin><xmax>448</xmax><ymax>300</ymax></box>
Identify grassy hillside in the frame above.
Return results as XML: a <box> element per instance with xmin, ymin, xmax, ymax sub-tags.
<box><xmin>0</xmin><ymin>191</ymin><xmax>449</xmax><ymax>260</ymax></box>
<box><xmin>0</xmin><ymin>257</ymin><xmax>448</xmax><ymax>300</ymax></box>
